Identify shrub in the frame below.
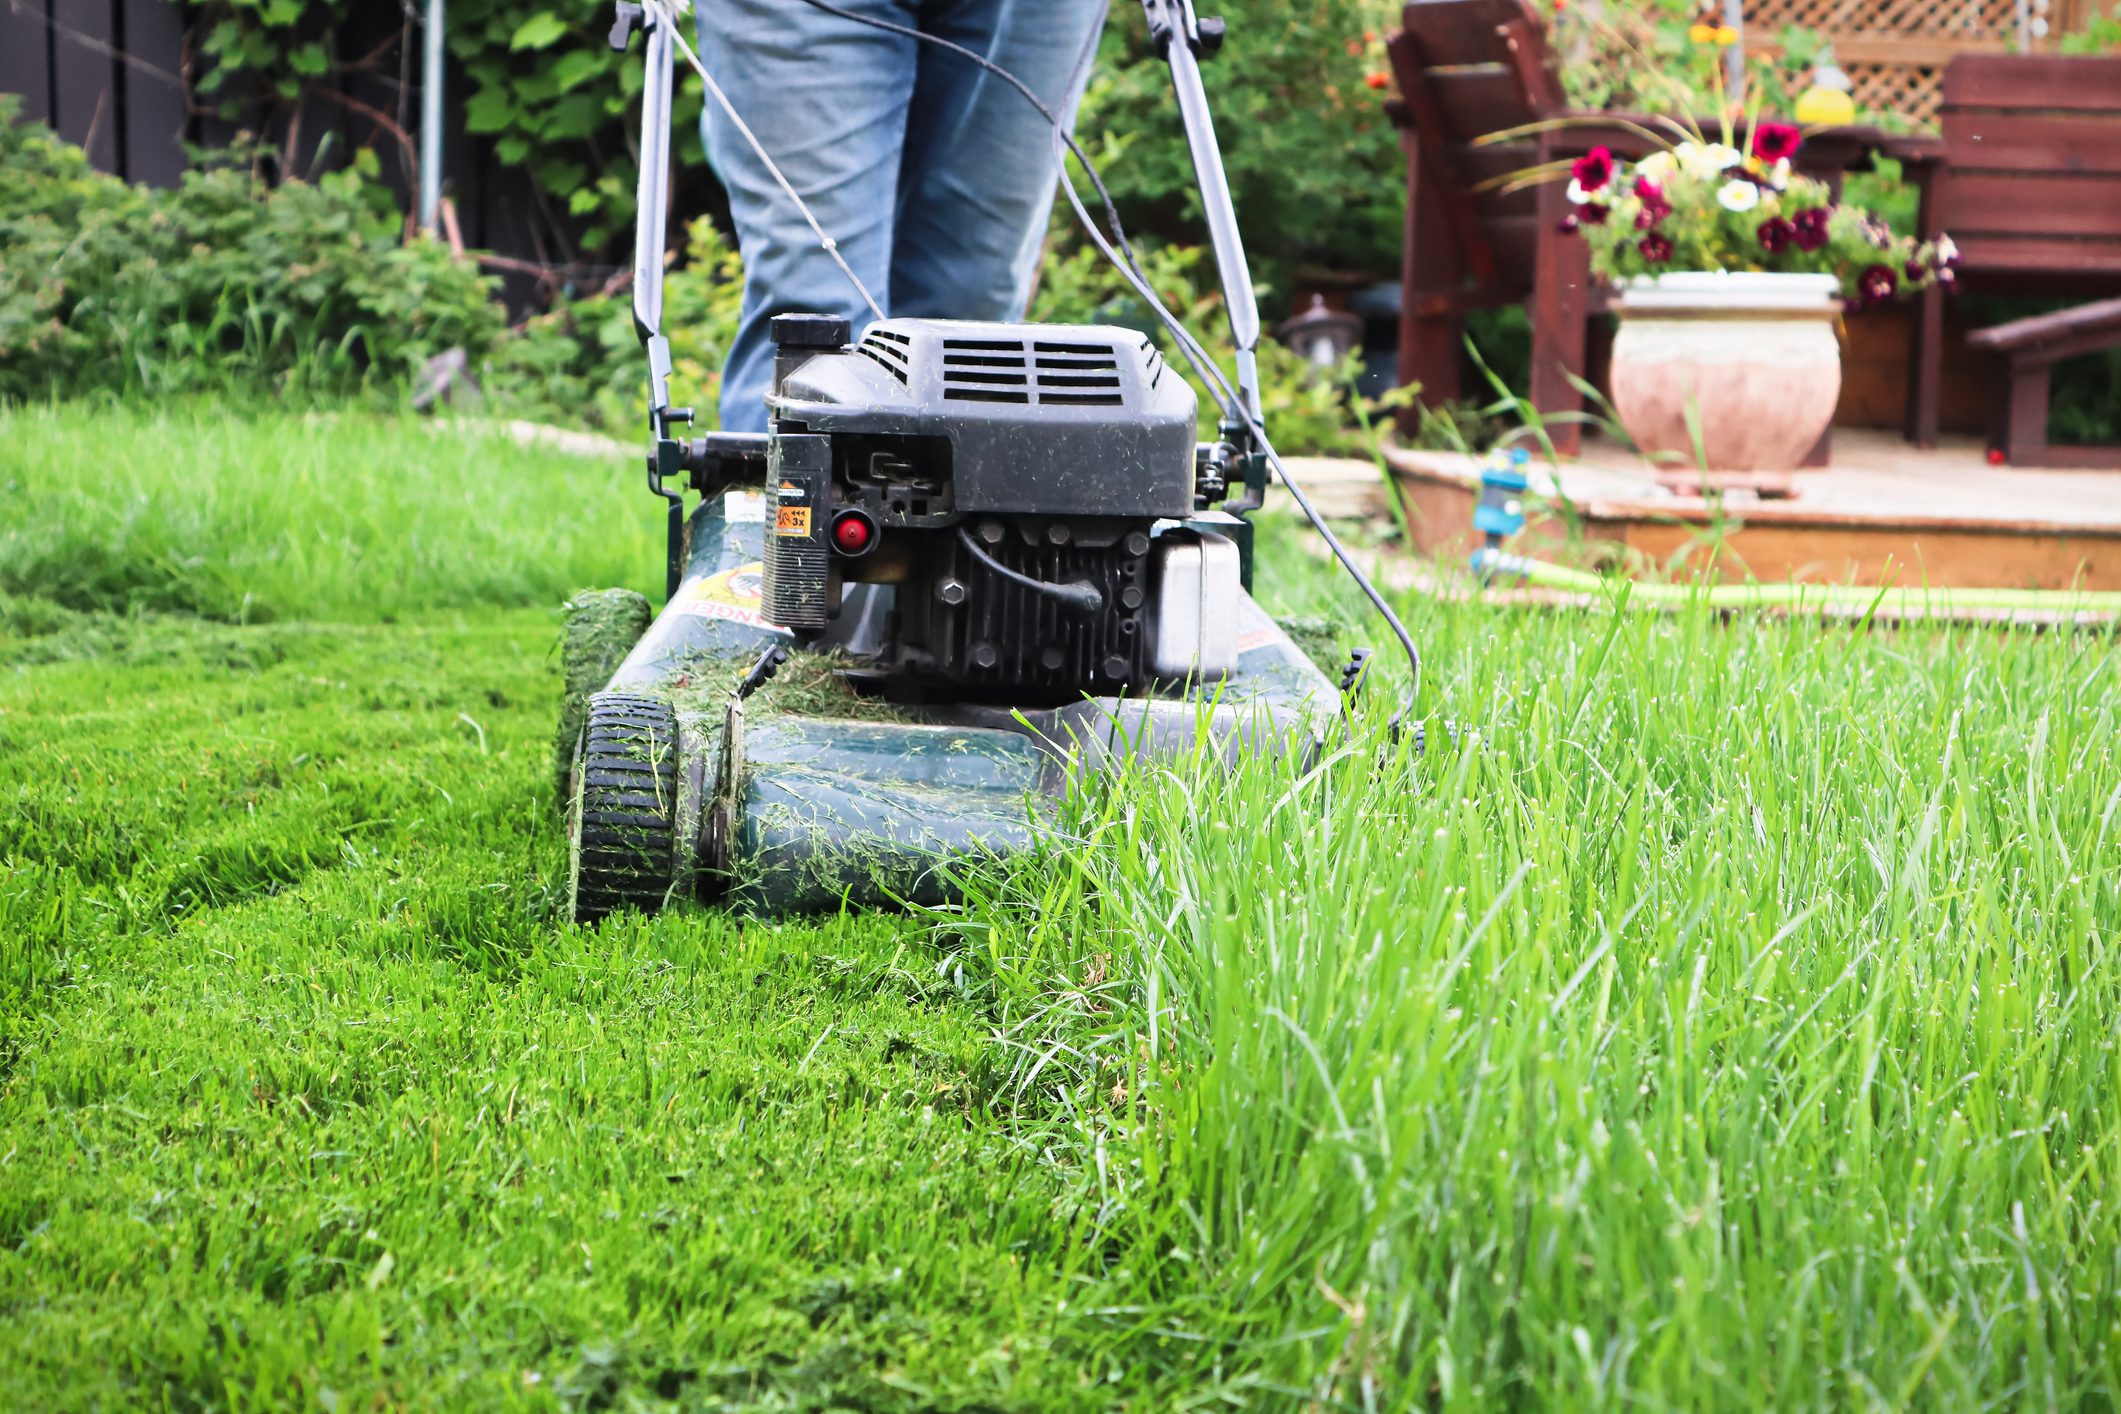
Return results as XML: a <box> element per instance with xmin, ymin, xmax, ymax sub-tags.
<box><xmin>481</xmin><ymin>215</ymin><xmax>745</xmax><ymax>432</ymax></box>
<box><xmin>0</xmin><ymin>99</ymin><xmax>504</xmax><ymax>403</ymax></box>
<box><xmin>1079</xmin><ymin>0</ymin><xmax>1404</xmax><ymax>304</ymax></box>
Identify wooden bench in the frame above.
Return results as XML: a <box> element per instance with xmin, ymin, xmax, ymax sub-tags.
<box><xmin>1384</xmin><ymin>0</ymin><xmax>1900</xmax><ymax>461</ymax></box>
<box><xmin>1966</xmin><ymin>297</ymin><xmax>2121</xmax><ymax>469</ymax></box>
<box><xmin>1905</xmin><ymin>55</ymin><xmax>2121</xmax><ymax>449</ymax></box>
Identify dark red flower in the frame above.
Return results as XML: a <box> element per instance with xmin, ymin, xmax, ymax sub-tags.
<box><xmin>1579</xmin><ymin>202</ymin><xmax>1610</xmax><ymax>226</ymax></box>
<box><xmin>1633</xmin><ymin>177</ymin><xmax>1672</xmax><ymax>229</ymax></box>
<box><xmin>1571</xmin><ymin>146</ymin><xmax>1616</xmax><ymax>192</ymax></box>
<box><xmin>1556</xmin><ymin>213</ymin><xmax>1581</xmax><ymax>236</ymax></box>
<box><xmin>1857</xmin><ymin>263</ymin><xmax>1898</xmax><ymax>306</ymax></box>
<box><xmin>1756</xmin><ymin>216</ymin><xmax>1794</xmax><ymax>254</ymax></box>
<box><xmin>1904</xmin><ymin>258</ymin><xmax>1928</xmax><ymax>284</ymax></box>
<box><xmin>1752</xmin><ymin>121</ymin><xmax>1802</xmax><ymax>162</ymax></box>
<box><xmin>1790</xmin><ymin>205</ymin><xmax>1832</xmax><ymax>252</ymax></box>
<box><xmin>1639</xmin><ymin>232</ymin><xmax>1675</xmax><ymax>264</ymax></box>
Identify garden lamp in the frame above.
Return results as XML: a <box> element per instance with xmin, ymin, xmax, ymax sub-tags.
<box><xmin>1275</xmin><ymin>295</ymin><xmax>1363</xmax><ymax>372</ymax></box>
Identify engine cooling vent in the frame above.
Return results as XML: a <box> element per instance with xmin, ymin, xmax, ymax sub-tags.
<box><xmin>856</xmin><ymin>327</ymin><xmax>911</xmax><ymax>385</ymax></box>
<box><xmin>938</xmin><ymin>336</ymin><xmax>1128</xmax><ymax>407</ymax></box>
<box><xmin>942</xmin><ymin>338</ymin><xmax>1031</xmax><ymax>404</ymax></box>
<box><xmin>1031</xmin><ymin>339</ymin><xmax>1124</xmax><ymax>406</ymax></box>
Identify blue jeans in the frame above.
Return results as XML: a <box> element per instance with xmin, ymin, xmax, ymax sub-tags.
<box><xmin>696</xmin><ymin>0</ymin><xmax>1110</xmax><ymax>433</ymax></box>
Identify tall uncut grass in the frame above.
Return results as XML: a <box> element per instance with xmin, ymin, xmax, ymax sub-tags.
<box><xmin>0</xmin><ymin>403</ymin><xmax>659</xmax><ymax>622</ymax></box>
<box><xmin>957</xmin><ymin>588</ymin><xmax>2121</xmax><ymax>1405</ymax></box>
<box><xmin>2</xmin><ymin>402</ymin><xmax>2117</xmax><ymax>1407</ymax></box>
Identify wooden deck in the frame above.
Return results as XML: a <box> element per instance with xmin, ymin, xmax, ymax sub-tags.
<box><xmin>1382</xmin><ymin>429</ymin><xmax>2121</xmax><ymax>592</ymax></box>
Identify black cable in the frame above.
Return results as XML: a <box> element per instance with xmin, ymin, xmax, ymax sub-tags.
<box><xmin>956</xmin><ymin>527</ymin><xmax>1107</xmax><ymax>617</ymax></box>
<box><xmin>785</xmin><ymin>0</ymin><xmax>1423</xmax><ymax>725</ymax></box>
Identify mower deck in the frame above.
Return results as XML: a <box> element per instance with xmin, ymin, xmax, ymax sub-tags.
<box><xmin>565</xmin><ymin>490</ymin><xmax>1338</xmax><ymax>918</ymax></box>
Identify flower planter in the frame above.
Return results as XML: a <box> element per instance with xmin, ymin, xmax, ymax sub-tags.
<box><xmin>1609</xmin><ymin>271</ymin><xmax>1843</xmax><ymax>492</ymax></box>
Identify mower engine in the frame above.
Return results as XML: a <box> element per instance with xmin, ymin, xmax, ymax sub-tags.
<box><xmin>691</xmin><ymin>312</ymin><xmax>1247</xmax><ymax>704</ymax></box>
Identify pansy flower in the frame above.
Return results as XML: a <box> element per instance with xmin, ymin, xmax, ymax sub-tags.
<box><xmin>1752</xmin><ymin>122</ymin><xmax>1802</xmax><ymax>162</ymax></box>
<box><xmin>1790</xmin><ymin>205</ymin><xmax>1832</xmax><ymax>252</ymax></box>
<box><xmin>1857</xmin><ymin>263</ymin><xmax>1898</xmax><ymax>306</ymax></box>
<box><xmin>1570</xmin><ymin>146</ymin><xmax>1615</xmax><ymax>192</ymax></box>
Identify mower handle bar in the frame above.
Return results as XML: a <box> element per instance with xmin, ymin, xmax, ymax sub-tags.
<box><xmin>616</xmin><ymin>0</ymin><xmax>1265</xmax><ymax>457</ymax></box>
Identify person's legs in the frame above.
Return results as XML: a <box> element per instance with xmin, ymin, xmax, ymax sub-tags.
<box><xmin>696</xmin><ymin>0</ymin><xmax>919</xmax><ymax>431</ymax></box>
<box><xmin>888</xmin><ymin>0</ymin><xmax>1109</xmax><ymax>322</ymax></box>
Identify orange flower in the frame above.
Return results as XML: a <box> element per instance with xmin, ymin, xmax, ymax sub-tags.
<box><xmin>1365</xmin><ymin>71</ymin><xmax>1390</xmax><ymax>89</ymax></box>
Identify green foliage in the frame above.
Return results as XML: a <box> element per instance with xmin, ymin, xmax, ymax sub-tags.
<box><xmin>190</xmin><ymin>0</ymin><xmax>1405</xmax><ymax>287</ymax></box>
<box><xmin>192</xmin><ymin>0</ymin><xmax>705</xmax><ymax>253</ymax></box>
<box><xmin>1554</xmin><ymin>1</ymin><xmax>1831</xmax><ymax>118</ymax></box>
<box><xmin>1061</xmin><ymin>0</ymin><xmax>1407</xmax><ymax>300</ymax></box>
<box><xmin>0</xmin><ymin>100</ymin><xmax>503</xmax><ymax>403</ymax></box>
<box><xmin>483</xmin><ymin>216</ymin><xmax>746</xmax><ymax>432</ymax></box>
<box><xmin>2058</xmin><ymin>3</ymin><xmax>2121</xmax><ymax>52</ymax></box>
<box><xmin>955</xmin><ymin>515</ymin><xmax>2121</xmax><ymax>1401</ymax></box>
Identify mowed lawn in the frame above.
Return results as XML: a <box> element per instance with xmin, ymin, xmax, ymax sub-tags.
<box><xmin>2</xmin><ymin>404</ymin><xmax>2118</xmax><ymax>1410</ymax></box>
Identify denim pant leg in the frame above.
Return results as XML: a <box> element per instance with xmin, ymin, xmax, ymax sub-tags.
<box><xmin>696</xmin><ymin>0</ymin><xmax>920</xmax><ymax>433</ymax></box>
<box><xmin>890</xmin><ymin>0</ymin><xmax>1110</xmax><ymax>321</ymax></box>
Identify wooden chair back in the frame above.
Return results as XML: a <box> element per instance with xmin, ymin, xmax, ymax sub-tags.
<box><xmin>1385</xmin><ymin>0</ymin><xmax>1566</xmax><ymax>297</ymax></box>
<box><xmin>1935</xmin><ymin>56</ymin><xmax>2121</xmax><ymax>278</ymax></box>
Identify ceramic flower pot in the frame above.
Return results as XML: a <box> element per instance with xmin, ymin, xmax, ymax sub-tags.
<box><xmin>1608</xmin><ymin>271</ymin><xmax>1843</xmax><ymax>491</ymax></box>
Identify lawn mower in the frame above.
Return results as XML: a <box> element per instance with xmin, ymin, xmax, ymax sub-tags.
<box><xmin>561</xmin><ymin>0</ymin><xmax>1409</xmax><ymax>920</ymax></box>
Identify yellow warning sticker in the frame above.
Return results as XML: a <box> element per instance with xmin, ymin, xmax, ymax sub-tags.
<box><xmin>773</xmin><ymin>505</ymin><xmax>812</xmax><ymax>536</ymax></box>
<box><xmin>672</xmin><ymin>562</ymin><xmax>783</xmax><ymax>631</ymax></box>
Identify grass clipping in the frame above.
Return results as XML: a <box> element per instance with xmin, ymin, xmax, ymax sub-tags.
<box><xmin>673</xmin><ymin>646</ymin><xmax>920</xmax><ymax>724</ymax></box>
<box><xmin>554</xmin><ymin>589</ymin><xmax>653</xmax><ymax>791</ymax></box>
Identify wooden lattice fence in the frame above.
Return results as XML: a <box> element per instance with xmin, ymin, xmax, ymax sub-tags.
<box><xmin>1749</xmin><ymin>0</ymin><xmax>2101</xmax><ymax>125</ymax></box>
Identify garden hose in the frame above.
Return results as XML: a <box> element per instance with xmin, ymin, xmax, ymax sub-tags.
<box><xmin>1470</xmin><ymin>548</ymin><xmax>2121</xmax><ymax>617</ymax></box>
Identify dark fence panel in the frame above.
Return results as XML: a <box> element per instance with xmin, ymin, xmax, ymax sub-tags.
<box><xmin>0</xmin><ymin>0</ymin><xmax>53</xmax><ymax>127</ymax></box>
<box><xmin>53</xmin><ymin>0</ymin><xmax>118</xmax><ymax>170</ymax></box>
<box><xmin>2</xmin><ymin>0</ymin><xmax>186</xmax><ymax>184</ymax></box>
<box><xmin>121</xmin><ymin>0</ymin><xmax>188</xmax><ymax>186</ymax></box>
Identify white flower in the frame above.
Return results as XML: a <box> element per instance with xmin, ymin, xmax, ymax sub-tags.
<box><xmin>1567</xmin><ymin>178</ymin><xmax>1592</xmax><ymax>205</ymax></box>
<box><xmin>1767</xmin><ymin>157</ymin><xmax>1791</xmax><ymax>191</ymax></box>
<box><xmin>1937</xmin><ymin>234</ymin><xmax>1960</xmax><ymax>264</ymax></box>
<box><xmin>1717</xmin><ymin>179</ymin><xmax>1761</xmax><ymax>212</ymax></box>
<box><xmin>1636</xmin><ymin>151</ymin><xmax>1676</xmax><ymax>185</ymax></box>
<box><xmin>1677</xmin><ymin>142</ymin><xmax>1743</xmax><ymax>180</ymax></box>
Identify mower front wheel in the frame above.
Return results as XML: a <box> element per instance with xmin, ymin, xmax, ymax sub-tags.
<box><xmin>567</xmin><ymin>692</ymin><xmax>681</xmax><ymax>924</ymax></box>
